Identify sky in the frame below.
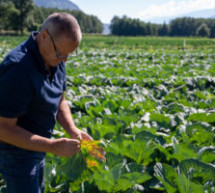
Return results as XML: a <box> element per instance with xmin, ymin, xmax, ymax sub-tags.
<box><xmin>71</xmin><ymin>0</ymin><xmax>215</xmax><ymax>24</ymax></box>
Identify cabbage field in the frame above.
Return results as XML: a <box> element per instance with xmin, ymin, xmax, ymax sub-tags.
<box><xmin>0</xmin><ymin>36</ymin><xmax>215</xmax><ymax>193</ymax></box>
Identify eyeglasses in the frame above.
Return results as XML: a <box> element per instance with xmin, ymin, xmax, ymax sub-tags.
<box><xmin>46</xmin><ymin>30</ymin><xmax>78</xmax><ymax>59</ymax></box>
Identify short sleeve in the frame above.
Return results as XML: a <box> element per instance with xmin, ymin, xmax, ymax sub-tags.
<box><xmin>0</xmin><ymin>62</ymin><xmax>33</xmax><ymax>118</ymax></box>
<box><xmin>59</xmin><ymin>61</ymin><xmax>67</xmax><ymax>91</ymax></box>
<box><xmin>63</xmin><ymin>74</ymin><xmax>67</xmax><ymax>91</ymax></box>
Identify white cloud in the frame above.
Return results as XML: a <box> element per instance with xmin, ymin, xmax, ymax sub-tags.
<box><xmin>138</xmin><ymin>0</ymin><xmax>215</xmax><ymax>20</ymax></box>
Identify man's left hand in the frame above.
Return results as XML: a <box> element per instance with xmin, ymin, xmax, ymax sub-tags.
<box><xmin>70</xmin><ymin>127</ymin><xmax>93</xmax><ymax>141</ymax></box>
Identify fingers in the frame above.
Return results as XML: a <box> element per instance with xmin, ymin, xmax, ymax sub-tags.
<box><xmin>81</xmin><ymin>132</ymin><xmax>94</xmax><ymax>141</ymax></box>
<box><xmin>70</xmin><ymin>128</ymin><xmax>93</xmax><ymax>141</ymax></box>
<box><xmin>66</xmin><ymin>139</ymin><xmax>81</xmax><ymax>156</ymax></box>
<box><xmin>51</xmin><ymin>138</ymin><xmax>81</xmax><ymax>157</ymax></box>
<box><xmin>70</xmin><ymin>133</ymin><xmax>82</xmax><ymax>140</ymax></box>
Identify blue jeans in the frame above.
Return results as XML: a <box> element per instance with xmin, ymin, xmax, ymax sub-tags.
<box><xmin>0</xmin><ymin>143</ymin><xmax>46</xmax><ymax>193</ymax></box>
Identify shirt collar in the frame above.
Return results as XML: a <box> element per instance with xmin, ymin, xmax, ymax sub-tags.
<box><xmin>25</xmin><ymin>31</ymin><xmax>60</xmax><ymax>76</ymax></box>
<box><xmin>25</xmin><ymin>31</ymin><xmax>48</xmax><ymax>75</ymax></box>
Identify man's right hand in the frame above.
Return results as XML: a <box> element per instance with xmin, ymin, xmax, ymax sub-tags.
<box><xmin>50</xmin><ymin>138</ymin><xmax>80</xmax><ymax>157</ymax></box>
<box><xmin>0</xmin><ymin>116</ymin><xmax>80</xmax><ymax>157</ymax></box>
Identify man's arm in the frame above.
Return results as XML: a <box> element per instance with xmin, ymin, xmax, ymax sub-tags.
<box><xmin>0</xmin><ymin>116</ymin><xmax>80</xmax><ymax>157</ymax></box>
<box><xmin>56</xmin><ymin>92</ymin><xmax>93</xmax><ymax>140</ymax></box>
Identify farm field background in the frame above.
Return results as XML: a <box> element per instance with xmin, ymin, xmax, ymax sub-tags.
<box><xmin>0</xmin><ymin>35</ymin><xmax>215</xmax><ymax>193</ymax></box>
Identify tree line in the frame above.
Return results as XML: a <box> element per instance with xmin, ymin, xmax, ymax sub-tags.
<box><xmin>1</xmin><ymin>0</ymin><xmax>215</xmax><ymax>37</ymax></box>
<box><xmin>0</xmin><ymin>0</ymin><xmax>103</xmax><ymax>34</ymax></box>
<box><xmin>110</xmin><ymin>16</ymin><xmax>215</xmax><ymax>37</ymax></box>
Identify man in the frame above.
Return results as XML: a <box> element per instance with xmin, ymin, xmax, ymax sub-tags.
<box><xmin>0</xmin><ymin>12</ymin><xmax>93</xmax><ymax>193</ymax></box>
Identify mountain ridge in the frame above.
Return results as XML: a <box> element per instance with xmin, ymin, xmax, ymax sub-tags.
<box><xmin>33</xmin><ymin>0</ymin><xmax>80</xmax><ymax>11</ymax></box>
<box><xmin>184</xmin><ymin>8</ymin><xmax>215</xmax><ymax>18</ymax></box>
<box><xmin>147</xmin><ymin>8</ymin><xmax>215</xmax><ymax>24</ymax></box>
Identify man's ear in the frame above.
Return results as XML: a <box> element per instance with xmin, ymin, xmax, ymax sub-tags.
<box><xmin>40</xmin><ymin>29</ymin><xmax>49</xmax><ymax>41</ymax></box>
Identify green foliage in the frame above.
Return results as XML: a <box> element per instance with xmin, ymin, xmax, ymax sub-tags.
<box><xmin>0</xmin><ymin>0</ymin><xmax>20</xmax><ymax>31</ymax></box>
<box><xmin>1</xmin><ymin>36</ymin><xmax>215</xmax><ymax>192</ymax></box>
<box><xmin>188</xmin><ymin>113</ymin><xmax>215</xmax><ymax>123</ymax></box>
<box><xmin>154</xmin><ymin>163</ymin><xmax>178</xmax><ymax>192</ymax></box>
<box><xmin>110</xmin><ymin>15</ymin><xmax>215</xmax><ymax>37</ymax></box>
<box><xmin>1</xmin><ymin>1</ymin><xmax>215</xmax><ymax>37</ymax></box>
<box><xmin>154</xmin><ymin>162</ymin><xmax>211</xmax><ymax>193</ymax></box>
<box><xmin>177</xmin><ymin>174</ymin><xmax>204</xmax><ymax>193</ymax></box>
<box><xmin>169</xmin><ymin>17</ymin><xmax>215</xmax><ymax>38</ymax></box>
<box><xmin>179</xmin><ymin>159</ymin><xmax>215</xmax><ymax>183</ymax></box>
<box><xmin>0</xmin><ymin>0</ymin><xmax>34</xmax><ymax>33</ymax></box>
<box><xmin>158</xmin><ymin>22</ymin><xmax>169</xmax><ymax>36</ymax></box>
<box><xmin>72</xmin><ymin>10</ymin><xmax>103</xmax><ymax>33</ymax></box>
<box><xmin>11</xmin><ymin>0</ymin><xmax>35</xmax><ymax>33</ymax></box>
<box><xmin>196</xmin><ymin>23</ymin><xmax>211</xmax><ymax>37</ymax></box>
<box><xmin>110</xmin><ymin>16</ymin><xmax>152</xmax><ymax>36</ymax></box>
<box><xmin>0</xmin><ymin>1</ymin><xmax>103</xmax><ymax>34</ymax></box>
<box><xmin>32</xmin><ymin>7</ymin><xmax>103</xmax><ymax>34</ymax></box>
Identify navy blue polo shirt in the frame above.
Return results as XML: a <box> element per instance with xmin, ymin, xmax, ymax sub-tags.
<box><xmin>0</xmin><ymin>32</ymin><xmax>66</xmax><ymax>138</ymax></box>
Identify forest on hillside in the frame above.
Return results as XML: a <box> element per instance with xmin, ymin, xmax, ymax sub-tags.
<box><xmin>0</xmin><ymin>0</ymin><xmax>215</xmax><ymax>37</ymax></box>
<box><xmin>0</xmin><ymin>0</ymin><xmax>103</xmax><ymax>34</ymax></box>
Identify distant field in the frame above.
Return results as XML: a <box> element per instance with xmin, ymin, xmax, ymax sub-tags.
<box><xmin>81</xmin><ymin>35</ymin><xmax>215</xmax><ymax>50</ymax></box>
<box><xmin>0</xmin><ymin>35</ymin><xmax>215</xmax><ymax>193</ymax></box>
<box><xmin>0</xmin><ymin>35</ymin><xmax>215</xmax><ymax>50</ymax></box>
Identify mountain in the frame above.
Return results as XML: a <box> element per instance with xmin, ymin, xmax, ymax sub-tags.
<box><xmin>33</xmin><ymin>0</ymin><xmax>109</xmax><ymax>34</ymax></box>
<box><xmin>33</xmin><ymin>0</ymin><xmax>80</xmax><ymax>11</ymax></box>
<box><xmin>185</xmin><ymin>8</ymin><xmax>215</xmax><ymax>18</ymax></box>
<box><xmin>147</xmin><ymin>8</ymin><xmax>215</xmax><ymax>24</ymax></box>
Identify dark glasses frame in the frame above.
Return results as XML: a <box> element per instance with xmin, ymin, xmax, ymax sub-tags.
<box><xmin>46</xmin><ymin>29</ymin><xmax>78</xmax><ymax>59</ymax></box>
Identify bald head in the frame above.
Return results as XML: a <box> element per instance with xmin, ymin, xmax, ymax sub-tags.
<box><xmin>41</xmin><ymin>12</ymin><xmax>82</xmax><ymax>46</ymax></box>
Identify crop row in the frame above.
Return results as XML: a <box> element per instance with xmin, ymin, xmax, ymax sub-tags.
<box><xmin>0</xmin><ymin>37</ymin><xmax>215</xmax><ymax>193</ymax></box>
<box><xmin>43</xmin><ymin>48</ymin><xmax>215</xmax><ymax>193</ymax></box>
